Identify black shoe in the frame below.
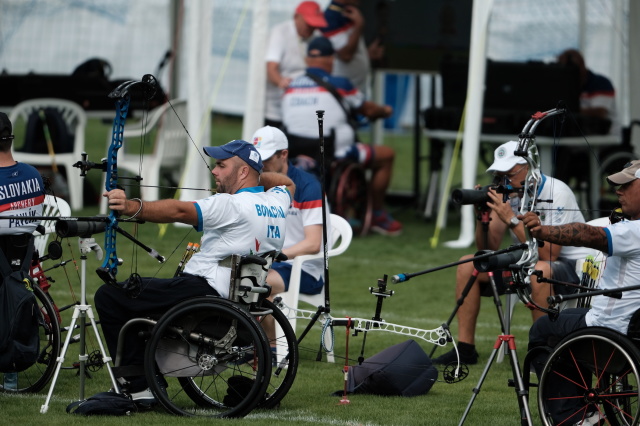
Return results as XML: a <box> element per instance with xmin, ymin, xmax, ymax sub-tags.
<box><xmin>433</xmin><ymin>347</ymin><xmax>479</xmax><ymax>365</ymax></box>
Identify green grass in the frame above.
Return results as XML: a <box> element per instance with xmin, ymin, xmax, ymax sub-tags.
<box><xmin>3</xmin><ymin>115</ymin><xmax>544</xmax><ymax>425</ymax></box>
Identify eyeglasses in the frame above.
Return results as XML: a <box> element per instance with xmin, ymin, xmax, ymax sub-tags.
<box><xmin>0</xmin><ymin>135</ymin><xmax>14</xmax><ymax>142</ymax></box>
<box><xmin>493</xmin><ymin>164</ymin><xmax>526</xmax><ymax>179</ymax></box>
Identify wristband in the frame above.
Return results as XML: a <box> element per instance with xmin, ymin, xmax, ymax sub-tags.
<box><xmin>128</xmin><ymin>198</ymin><xmax>143</xmax><ymax>219</ymax></box>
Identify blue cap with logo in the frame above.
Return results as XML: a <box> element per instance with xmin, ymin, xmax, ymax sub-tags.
<box><xmin>203</xmin><ymin>140</ymin><xmax>263</xmax><ymax>173</ymax></box>
<box><xmin>307</xmin><ymin>36</ymin><xmax>335</xmax><ymax>57</ymax></box>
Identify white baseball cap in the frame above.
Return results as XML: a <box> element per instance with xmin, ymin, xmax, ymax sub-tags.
<box><xmin>486</xmin><ymin>141</ymin><xmax>528</xmax><ymax>173</ymax></box>
<box><xmin>251</xmin><ymin>126</ymin><xmax>288</xmax><ymax>161</ymax></box>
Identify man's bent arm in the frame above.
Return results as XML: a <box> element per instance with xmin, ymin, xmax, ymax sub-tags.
<box><xmin>521</xmin><ymin>214</ymin><xmax>609</xmax><ymax>254</ymax></box>
<box><xmin>260</xmin><ymin>171</ymin><xmax>296</xmax><ymax>197</ymax></box>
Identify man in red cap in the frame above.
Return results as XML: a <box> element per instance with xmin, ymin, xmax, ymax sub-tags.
<box><xmin>265</xmin><ymin>1</ymin><xmax>328</xmax><ymax>129</ymax></box>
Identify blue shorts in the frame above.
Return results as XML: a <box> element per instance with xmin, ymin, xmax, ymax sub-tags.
<box><xmin>271</xmin><ymin>262</ymin><xmax>324</xmax><ymax>295</ymax></box>
<box><xmin>343</xmin><ymin>143</ymin><xmax>375</xmax><ymax>167</ymax></box>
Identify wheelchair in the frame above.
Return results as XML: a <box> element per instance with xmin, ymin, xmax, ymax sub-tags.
<box><xmin>286</xmin><ymin>131</ymin><xmax>373</xmax><ymax>236</ymax></box>
<box><xmin>111</xmin><ymin>251</ymin><xmax>299</xmax><ymax>418</ymax></box>
<box><xmin>522</xmin><ymin>312</ymin><xmax>640</xmax><ymax>425</ymax></box>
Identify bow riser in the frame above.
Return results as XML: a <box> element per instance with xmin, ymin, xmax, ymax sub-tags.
<box><xmin>97</xmin><ymin>75</ymin><xmax>160</xmax><ymax>287</ymax></box>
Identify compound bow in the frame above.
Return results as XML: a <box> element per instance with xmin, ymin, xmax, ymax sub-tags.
<box><xmin>75</xmin><ymin>74</ymin><xmax>167</xmax><ymax>291</ymax></box>
<box><xmin>508</xmin><ymin>108</ymin><xmax>568</xmax><ymax>316</ymax></box>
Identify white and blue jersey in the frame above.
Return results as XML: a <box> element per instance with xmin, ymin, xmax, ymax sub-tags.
<box><xmin>282</xmin><ymin>67</ymin><xmax>364</xmax><ymax>158</ymax></box>
<box><xmin>0</xmin><ymin>162</ymin><xmax>44</xmax><ymax>235</ymax></box>
<box><xmin>183</xmin><ymin>185</ymin><xmax>291</xmax><ymax>298</ymax></box>
<box><xmin>586</xmin><ymin>220</ymin><xmax>640</xmax><ymax>334</ymax></box>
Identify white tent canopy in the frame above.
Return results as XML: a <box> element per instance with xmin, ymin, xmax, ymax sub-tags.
<box><xmin>446</xmin><ymin>0</ymin><xmax>638</xmax><ymax>247</ymax></box>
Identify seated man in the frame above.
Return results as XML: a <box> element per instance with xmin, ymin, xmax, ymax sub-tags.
<box><xmin>554</xmin><ymin>48</ymin><xmax>619</xmax><ymax>187</ymax></box>
<box><xmin>251</xmin><ymin>125</ymin><xmax>328</xmax><ymax>345</ymax></box>
<box><xmin>282</xmin><ymin>36</ymin><xmax>401</xmax><ymax>236</ymax></box>
<box><xmin>433</xmin><ymin>141</ymin><xmax>589</xmax><ymax>366</ymax></box>
<box><xmin>0</xmin><ymin>111</ymin><xmax>44</xmax><ymax>389</ymax></box>
<box><xmin>95</xmin><ymin>140</ymin><xmax>294</xmax><ymax>401</ymax></box>
<box><xmin>522</xmin><ymin>159</ymin><xmax>640</xmax><ymax>424</ymax></box>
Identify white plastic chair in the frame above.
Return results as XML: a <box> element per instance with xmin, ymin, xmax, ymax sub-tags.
<box><xmin>276</xmin><ymin>214</ymin><xmax>353</xmax><ymax>363</ymax></box>
<box><xmin>33</xmin><ymin>195</ymin><xmax>71</xmax><ymax>256</ymax></box>
<box><xmin>99</xmin><ymin>99</ymin><xmax>188</xmax><ymax>213</ymax></box>
<box><xmin>10</xmin><ymin>99</ymin><xmax>87</xmax><ymax>211</ymax></box>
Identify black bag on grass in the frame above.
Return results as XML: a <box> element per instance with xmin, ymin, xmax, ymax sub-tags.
<box><xmin>345</xmin><ymin>339</ymin><xmax>438</xmax><ymax>396</ymax></box>
<box><xmin>66</xmin><ymin>392</ymin><xmax>137</xmax><ymax>416</ymax></box>
<box><xmin>0</xmin><ymin>242</ymin><xmax>40</xmax><ymax>373</ymax></box>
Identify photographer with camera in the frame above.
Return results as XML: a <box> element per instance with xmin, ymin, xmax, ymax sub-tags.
<box><xmin>433</xmin><ymin>141</ymin><xmax>588</xmax><ymax>366</ymax></box>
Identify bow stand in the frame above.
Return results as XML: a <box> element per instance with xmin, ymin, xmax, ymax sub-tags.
<box><xmin>41</xmin><ymin>75</ymin><xmax>168</xmax><ymax>413</ymax></box>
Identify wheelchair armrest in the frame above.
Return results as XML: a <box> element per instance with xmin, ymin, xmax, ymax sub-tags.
<box><xmin>240</xmin><ymin>254</ymin><xmax>268</xmax><ymax>266</ymax></box>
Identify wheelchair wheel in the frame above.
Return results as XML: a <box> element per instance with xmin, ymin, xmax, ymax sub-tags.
<box><xmin>330</xmin><ymin>161</ymin><xmax>372</xmax><ymax>236</ymax></box>
<box><xmin>538</xmin><ymin>327</ymin><xmax>640</xmax><ymax>425</ymax></box>
<box><xmin>144</xmin><ymin>297</ymin><xmax>272</xmax><ymax>418</ymax></box>
<box><xmin>1</xmin><ymin>284</ymin><xmax>60</xmax><ymax>393</ymax></box>
<box><xmin>252</xmin><ymin>299</ymin><xmax>299</xmax><ymax>409</ymax></box>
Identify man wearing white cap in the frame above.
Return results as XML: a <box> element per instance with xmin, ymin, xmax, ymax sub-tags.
<box><xmin>96</xmin><ymin>139</ymin><xmax>294</xmax><ymax>401</ymax></box>
<box><xmin>251</xmin><ymin>126</ymin><xmax>328</xmax><ymax>297</ymax></box>
<box><xmin>251</xmin><ymin>126</ymin><xmax>328</xmax><ymax>351</ymax></box>
<box><xmin>434</xmin><ymin>141</ymin><xmax>587</xmax><ymax>366</ymax></box>
<box><xmin>522</xmin><ymin>159</ymin><xmax>640</xmax><ymax>424</ymax></box>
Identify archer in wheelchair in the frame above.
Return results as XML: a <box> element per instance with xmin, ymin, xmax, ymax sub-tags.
<box><xmin>95</xmin><ymin>140</ymin><xmax>297</xmax><ymax>416</ymax></box>
<box><xmin>519</xmin><ymin>159</ymin><xmax>640</xmax><ymax>425</ymax></box>
<box><xmin>281</xmin><ymin>36</ymin><xmax>401</xmax><ymax>236</ymax></box>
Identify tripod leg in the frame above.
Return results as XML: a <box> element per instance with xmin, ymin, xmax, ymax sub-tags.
<box><xmin>41</xmin><ymin>307</ymin><xmax>81</xmax><ymax>413</ymax></box>
<box><xmin>85</xmin><ymin>307</ymin><xmax>119</xmax><ymax>392</ymax></box>
<box><xmin>458</xmin><ymin>338</ymin><xmax>502</xmax><ymax>426</ymax></box>
<box><xmin>429</xmin><ymin>270</ymin><xmax>479</xmax><ymax>357</ymax></box>
<box><xmin>506</xmin><ymin>339</ymin><xmax>533</xmax><ymax>426</ymax></box>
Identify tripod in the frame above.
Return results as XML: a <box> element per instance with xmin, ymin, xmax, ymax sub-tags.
<box><xmin>41</xmin><ymin>237</ymin><xmax>120</xmax><ymax>413</ymax></box>
<box><xmin>458</xmin><ymin>267</ymin><xmax>532</xmax><ymax>425</ymax></box>
<box><xmin>454</xmin><ymin>210</ymin><xmax>532</xmax><ymax>425</ymax></box>
<box><xmin>430</xmin><ymin>209</ymin><xmax>509</xmax><ymax>358</ymax></box>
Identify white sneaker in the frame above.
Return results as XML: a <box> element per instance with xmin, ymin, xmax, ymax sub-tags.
<box><xmin>129</xmin><ymin>388</ymin><xmax>156</xmax><ymax>408</ymax></box>
<box><xmin>574</xmin><ymin>410</ymin><xmax>605</xmax><ymax>425</ymax></box>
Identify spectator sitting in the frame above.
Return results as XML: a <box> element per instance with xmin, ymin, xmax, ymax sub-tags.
<box><xmin>282</xmin><ymin>36</ymin><xmax>401</xmax><ymax>236</ymax></box>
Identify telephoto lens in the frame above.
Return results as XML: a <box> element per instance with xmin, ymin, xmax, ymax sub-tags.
<box><xmin>451</xmin><ymin>185</ymin><xmax>493</xmax><ymax>205</ymax></box>
<box><xmin>55</xmin><ymin>217</ymin><xmax>108</xmax><ymax>238</ymax></box>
